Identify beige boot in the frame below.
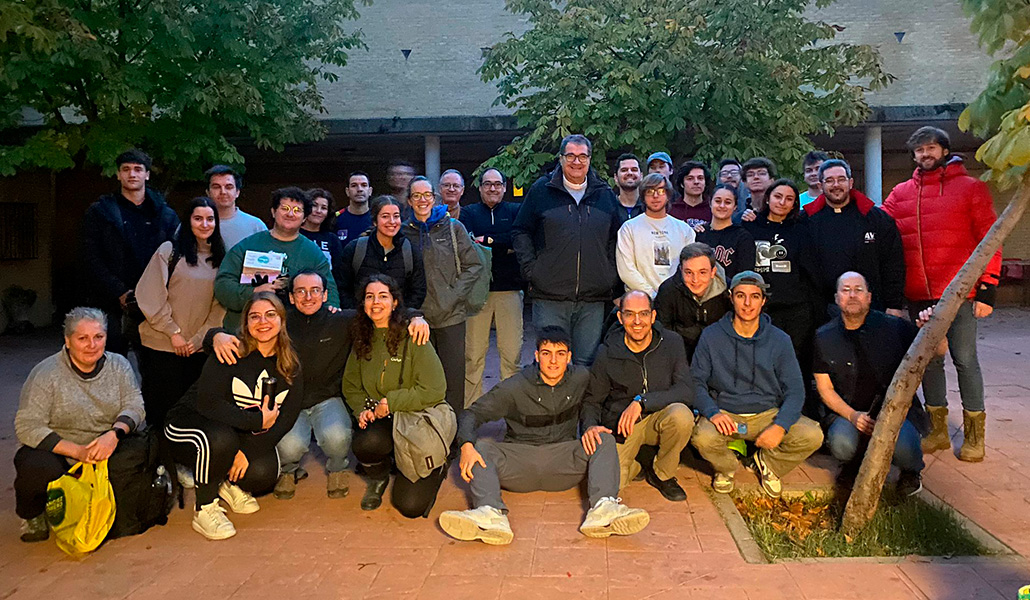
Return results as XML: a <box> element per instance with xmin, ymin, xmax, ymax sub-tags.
<box><xmin>958</xmin><ymin>410</ymin><xmax>986</xmax><ymax>462</ymax></box>
<box><xmin>922</xmin><ymin>406</ymin><xmax>951</xmax><ymax>453</ymax></box>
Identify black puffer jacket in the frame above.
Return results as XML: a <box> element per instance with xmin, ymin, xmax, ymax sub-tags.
<box><xmin>654</xmin><ymin>267</ymin><xmax>732</xmax><ymax>360</ymax></box>
<box><xmin>512</xmin><ymin>166</ymin><xmax>620</xmax><ymax>303</ymax></box>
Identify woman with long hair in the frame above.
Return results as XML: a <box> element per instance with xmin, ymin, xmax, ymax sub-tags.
<box><xmin>136</xmin><ymin>196</ymin><xmax>227</xmax><ymax>426</ymax></box>
<box><xmin>301</xmin><ymin>188</ymin><xmax>346</xmax><ymax>292</ymax></box>
<box><xmin>344</xmin><ymin>274</ymin><xmax>449</xmax><ymax>518</ymax></box>
<box><xmin>164</xmin><ymin>292</ymin><xmax>304</xmax><ymax>540</ymax></box>
<box><xmin>695</xmin><ymin>183</ymin><xmax>756</xmax><ymax>281</ymax></box>
<box><xmin>339</xmin><ymin>195</ymin><xmax>427</xmax><ymax>309</ymax></box>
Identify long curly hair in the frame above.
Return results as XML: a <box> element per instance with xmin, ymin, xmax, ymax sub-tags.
<box><xmin>238</xmin><ymin>291</ymin><xmax>300</xmax><ymax>385</ymax></box>
<box><xmin>350</xmin><ymin>274</ymin><xmax>408</xmax><ymax>361</ymax></box>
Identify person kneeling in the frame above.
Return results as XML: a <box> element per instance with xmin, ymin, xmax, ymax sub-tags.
<box><xmin>165</xmin><ymin>292</ymin><xmax>303</xmax><ymax>540</ymax></box>
<box><xmin>439</xmin><ymin>326</ymin><xmax>649</xmax><ymax>545</ymax></box>
<box><xmin>690</xmin><ymin>271</ymin><xmax>823</xmax><ymax>498</ymax></box>
<box><xmin>344</xmin><ymin>275</ymin><xmax>452</xmax><ymax>518</ymax></box>
<box><xmin>583</xmin><ymin>290</ymin><xmax>695</xmax><ymax>501</ymax></box>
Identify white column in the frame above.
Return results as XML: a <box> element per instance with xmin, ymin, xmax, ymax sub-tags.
<box><xmin>424</xmin><ymin>135</ymin><xmax>441</xmax><ymax>183</ymax></box>
<box><xmin>864</xmin><ymin>125</ymin><xmax>883</xmax><ymax>204</ymax></box>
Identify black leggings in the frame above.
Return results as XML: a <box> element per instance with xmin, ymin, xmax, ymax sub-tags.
<box><xmin>352</xmin><ymin>418</ymin><xmax>446</xmax><ymax>519</ymax></box>
<box><xmin>138</xmin><ymin>347</ymin><xmax>207</xmax><ymax>428</ymax></box>
<box><xmin>164</xmin><ymin>410</ymin><xmax>279</xmax><ymax>509</ymax></box>
<box><xmin>430</xmin><ymin>322</ymin><xmax>466</xmax><ymax>421</ymax></box>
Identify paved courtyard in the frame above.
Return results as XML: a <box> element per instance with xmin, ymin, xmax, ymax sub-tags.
<box><xmin>1</xmin><ymin>308</ymin><xmax>1029</xmax><ymax>599</ymax></box>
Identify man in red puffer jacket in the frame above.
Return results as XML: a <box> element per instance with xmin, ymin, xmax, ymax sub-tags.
<box><xmin>882</xmin><ymin>126</ymin><xmax>1001</xmax><ymax>463</ymax></box>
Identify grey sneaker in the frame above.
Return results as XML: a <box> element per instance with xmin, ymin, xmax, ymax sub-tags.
<box><xmin>20</xmin><ymin>514</ymin><xmax>48</xmax><ymax>543</ymax></box>
<box><xmin>713</xmin><ymin>472</ymin><xmax>735</xmax><ymax>494</ymax></box>
<box><xmin>439</xmin><ymin>506</ymin><xmax>514</xmax><ymax>545</ymax></box>
<box><xmin>752</xmin><ymin>451</ymin><xmax>782</xmax><ymax>499</ymax></box>
<box><xmin>274</xmin><ymin>473</ymin><xmax>296</xmax><ymax>500</ymax></box>
<box><xmin>176</xmin><ymin>464</ymin><xmax>195</xmax><ymax>489</ymax></box>
<box><xmin>327</xmin><ymin>471</ymin><xmax>349</xmax><ymax>499</ymax></box>
<box><xmin>579</xmin><ymin>497</ymin><xmax>650</xmax><ymax>538</ymax></box>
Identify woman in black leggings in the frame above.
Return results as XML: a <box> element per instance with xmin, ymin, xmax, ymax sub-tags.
<box><xmin>344</xmin><ymin>274</ymin><xmax>450</xmax><ymax>518</ymax></box>
<box><xmin>165</xmin><ymin>292</ymin><xmax>303</xmax><ymax>540</ymax></box>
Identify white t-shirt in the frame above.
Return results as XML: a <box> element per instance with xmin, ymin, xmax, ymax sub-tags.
<box><xmin>220</xmin><ymin>209</ymin><xmax>267</xmax><ymax>251</ymax></box>
<box><xmin>616</xmin><ymin>214</ymin><xmax>696</xmax><ymax>297</ymax></box>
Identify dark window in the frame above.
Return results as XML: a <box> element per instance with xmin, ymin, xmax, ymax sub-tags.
<box><xmin>0</xmin><ymin>203</ymin><xmax>39</xmax><ymax>260</ymax></box>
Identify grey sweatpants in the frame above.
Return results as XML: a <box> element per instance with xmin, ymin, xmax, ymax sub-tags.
<box><xmin>470</xmin><ymin>434</ymin><xmax>620</xmax><ymax>512</ymax></box>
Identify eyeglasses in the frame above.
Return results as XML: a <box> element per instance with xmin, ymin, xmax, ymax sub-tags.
<box><xmin>440</xmin><ymin>183</ymin><xmax>463</xmax><ymax>190</ymax></box>
<box><xmin>644</xmin><ymin>188</ymin><xmax>667</xmax><ymax>197</ymax></box>
<box><xmin>480</xmin><ymin>181</ymin><xmax>505</xmax><ymax>189</ymax></box>
<box><xmin>277</xmin><ymin>205</ymin><xmax>304</xmax><ymax>216</ymax></box>
<box><xmin>621</xmin><ymin>309</ymin><xmax>652</xmax><ymax>321</ymax></box>
<box><xmin>839</xmin><ymin>286</ymin><xmax>867</xmax><ymax>296</ymax></box>
<box><xmin>719</xmin><ymin>168</ymin><xmax>740</xmax><ymax>177</ymax></box>
<box><xmin>292</xmin><ymin>287</ymin><xmax>324</xmax><ymax>298</ymax></box>
<box><xmin>247</xmin><ymin>310</ymin><xmax>281</xmax><ymax>323</ymax></box>
<box><xmin>823</xmin><ymin>177</ymin><xmax>849</xmax><ymax>186</ymax></box>
<box><xmin>409</xmin><ymin>191</ymin><xmax>436</xmax><ymax>201</ymax></box>
<box><xmin>562</xmin><ymin>153</ymin><xmax>591</xmax><ymax>164</ymax></box>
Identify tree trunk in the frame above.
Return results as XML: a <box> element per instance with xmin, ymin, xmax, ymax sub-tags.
<box><xmin>841</xmin><ymin>176</ymin><xmax>1030</xmax><ymax>536</ymax></box>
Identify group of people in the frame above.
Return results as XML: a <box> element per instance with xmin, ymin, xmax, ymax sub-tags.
<box><xmin>14</xmin><ymin>124</ymin><xmax>999</xmax><ymax>548</ymax></box>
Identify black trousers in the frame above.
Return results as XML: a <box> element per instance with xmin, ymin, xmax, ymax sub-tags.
<box><xmin>164</xmin><ymin>410</ymin><xmax>279</xmax><ymax>509</ymax></box>
<box><xmin>138</xmin><ymin>347</ymin><xmax>207</xmax><ymax>428</ymax></box>
<box><xmin>767</xmin><ymin>303</ymin><xmax>821</xmax><ymax>419</ymax></box>
<box><xmin>352</xmin><ymin>418</ymin><xmax>446</xmax><ymax>519</ymax></box>
<box><xmin>430</xmin><ymin>322</ymin><xmax>466</xmax><ymax>419</ymax></box>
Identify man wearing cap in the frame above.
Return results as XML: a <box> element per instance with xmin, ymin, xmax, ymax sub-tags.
<box><xmin>689</xmin><ymin>270</ymin><xmax>823</xmax><ymax>497</ymax></box>
<box><xmin>646</xmin><ymin>151</ymin><xmax>681</xmax><ymax>208</ymax></box>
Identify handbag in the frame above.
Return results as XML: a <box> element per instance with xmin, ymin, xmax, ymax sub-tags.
<box><xmin>46</xmin><ymin>460</ymin><xmax>116</xmax><ymax>556</ymax></box>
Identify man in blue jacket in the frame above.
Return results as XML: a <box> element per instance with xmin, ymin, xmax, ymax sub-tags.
<box><xmin>512</xmin><ymin>134</ymin><xmax>621</xmax><ymax>366</ymax></box>
<box><xmin>690</xmin><ymin>271</ymin><xmax>824</xmax><ymax>498</ymax></box>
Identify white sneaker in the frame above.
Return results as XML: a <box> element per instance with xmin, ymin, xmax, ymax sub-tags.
<box><xmin>439</xmin><ymin>506</ymin><xmax>514</xmax><ymax>545</ymax></box>
<box><xmin>218</xmin><ymin>481</ymin><xmax>260</xmax><ymax>514</ymax></box>
<box><xmin>176</xmin><ymin>464</ymin><xmax>195</xmax><ymax>489</ymax></box>
<box><xmin>579</xmin><ymin>497</ymin><xmax>650</xmax><ymax>538</ymax></box>
<box><xmin>192</xmin><ymin>500</ymin><xmax>236</xmax><ymax>540</ymax></box>
<box><xmin>713</xmin><ymin>472</ymin><xmax>735</xmax><ymax>494</ymax></box>
<box><xmin>752</xmin><ymin>451</ymin><xmax>782</xmax><ymax>498</ymax></box>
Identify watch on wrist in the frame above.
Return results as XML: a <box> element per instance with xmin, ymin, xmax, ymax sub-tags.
<box><xmin>110</xmin><ymin>427</ymin><xmax>127</xmax><ymax>440</ymax></box>
<box><xmin>634</xmin><ymin>394</ymin><xmax>645</xmax><ymax>405</ymax></box>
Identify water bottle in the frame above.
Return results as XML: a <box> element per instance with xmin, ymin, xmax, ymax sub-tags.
<box><xmin>154</xmin><ymin>465</ymin><xmax>172</xmax><ymax>497</ymax></box>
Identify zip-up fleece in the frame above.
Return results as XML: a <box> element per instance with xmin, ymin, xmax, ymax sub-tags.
<box><xmin>457</xmin><ymin>364</ymin><xmax>589</xmax><ymax>447</ymax></box>
<box><xmin>691</xmin><ymin>313</ymin><xmax>805</xmax><ymax>430</ymax></box>
<box><xmin>582</xmin><ymin>323</ymin><xmax>694</xmax><ymax>431</ymax></box>
<box><xmin>654</xmin><ymin>265</ymin><xmax>732</xmax><ymax>359</ymax></box>
<box><xmin>459</xmin><ymin>200</ymin><xmax>524</xmax><ymax>292</ymax></box>
<box><xmin>512</xmin><ymin>166</ymin><xmax>620</xmax><ymax>302</ymax></box>
<box><xmin>342</xmin><ymin>329</ymin><xmax>447</xmax><ymax>416</ymax></box>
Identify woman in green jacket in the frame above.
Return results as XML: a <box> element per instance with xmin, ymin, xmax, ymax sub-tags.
<box><xmin>344</xmin><ymin>274</ymin><xmax>448</xmax><ymax>517</ymax></box>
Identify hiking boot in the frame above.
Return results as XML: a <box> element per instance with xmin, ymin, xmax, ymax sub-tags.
<box><xmin>327</xmin><ymin>471</ymin><xmax>349</xmax><ymax>499</ymax></box>
<box><xmin>579</xmin><ymin>497</ymin><xmax>650</xmax><ymax>538</ymax></box>
<box><xmin>192</xmin><ymin>500</ymin><xmax>236</xmax><ymax>540</ymax></box>
<box><xmin>176</xmin><ymin>464</ymin><xmax>195</xmax><ymax>489</ymax></box>
<box><xmin>897</xmin><ymin>471</ymin><xmax>923</xmax><ymax>497</ymax></box>
<box><xmin>752</xmin><ymin>451</ymin><xmax>782</xmax><ymax>499</ymax></box>
<box><xmin>836</xmin><ymin>462</ymin><xmax>860</xmax><ymax>490</ymax></box>
<box><xmin>922</xmin><ymin>406</ymin><xmax>951</xmax><ymax>453</ymax></box>
<box><xmin>218</xmin><ymin>481</ymin><xmax>260</xmax><ymax>514</ymax></box>
<box><xmin>644</xmin><ymin>468</ymin><xmax>687</xmax><ymax>502</ymax></box>
<box><xmin>439</xmin><ymin>506</ymin><xmax>514</xmax><ymax>545</ymax></box>
<box><xmin>361</xmin><ymin>476</ymin><xmax>389</xmax><ymax>511</ymax></box>
<box><xmin>273</xmin><ymin>473</ymin><xmax>296</xmax><ymax>500</ymax></box>
<box><xmin>958</xmin><ymin>410</ymin><xmax>986</xmax><ymax>462</ymax></box>
<box><xmin>19</xmin><ymin>514</ymin><xmax>48</xmax><ymax>543</ymax></box>
<box><xmin>713</xmin><ymin>472</ymin><xmax>735</xmax><ymax>494</ymax></box>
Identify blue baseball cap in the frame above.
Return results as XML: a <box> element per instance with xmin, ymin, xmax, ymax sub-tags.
<box><xmin>646</xmin><ymin>152</ymin><xmax>673</xmax><ymax>168</ymax></box>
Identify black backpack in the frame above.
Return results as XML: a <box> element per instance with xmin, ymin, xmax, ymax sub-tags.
<box><xmin>106</xmin><ymin>429</ymin><xmax>176</xmax><ymax>539</ymax></box>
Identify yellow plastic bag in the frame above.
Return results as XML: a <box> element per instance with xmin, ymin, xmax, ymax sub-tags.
<box><xmin>45</xmin><ymin>461</ymin><xmax>116</xmax><ymax>556</ymax></box>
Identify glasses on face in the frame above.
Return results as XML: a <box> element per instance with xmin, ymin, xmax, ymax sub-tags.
<box><xmin>440</xmin><ymin>183</ymin><xmax>463</xmax><ymax>190</ymax></box>
<box><xmin>247</xmin><ymin>310</ymin><xmax>281</xmax><ymax>323</ymax></box>
<box><xmin>621</xmin><ymin>309</ymin><xmax>652</xmax><ymax>321</ymax></box>
<box><xmin>839</xmin><ymin>286</ymin><xmax>867</xmax><ymax>296</ymax></box>
<box><xmin>480</xmin><ymin>181</ymin><xmax>505</xmax><ymax>190</ymax></box>
<box><xmin>645</xmin><ymin>188</ymin><xmax>667</xmax><ymax>198</ymax></box>
<box><xmin>278</xmin><ymin>205</ymin><xmax>304</xmax><ymax>216</ymax></box>
<box><xmin>292</xmin><ymin>287</ymin><xmax>324</xmax><ymax>298</ymax></box>
<box><xmin>823</xmin><ymin>177</ymin><xmax>849</xmax><ymax>186</ymax></box>
<box><xmin>719</xmin><ymin>169</ymin><xmax>740</xmax><ymax>177</ymax></box>
<box><xmin>562</xmin><ymin>153</ymin><xmax>591</xmax><ymax>164</ymax></box>
<box><xmin>409</xmin><ymin>191</ymin><xmax>436</xmax><ymax>202</ymax></box>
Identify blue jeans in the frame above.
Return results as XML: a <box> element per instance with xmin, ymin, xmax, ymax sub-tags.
<box><xmin>826</xmin><ymin>416</ymin><xmax>924</xmax><ymax>473</ymax></box>
<box><xmin>532</xmin><ymin>300</ymin><xmax>605</xmax><ymax>366</ymax></box>
<box><xmin>276</xmin><ymin>397</ymin><xmax>353</xmax><ymax>474</ymax></box>
<box><xmin>917</xmin><ymin>300</ymin><xmax>985</xmax><ymax>412</ymax></box>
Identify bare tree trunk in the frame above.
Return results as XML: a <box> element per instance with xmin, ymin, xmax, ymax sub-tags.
<box><xmin>841</xmin><ymin>177</ymin><xmax>1030</xmax><ymax>536</ymax></box>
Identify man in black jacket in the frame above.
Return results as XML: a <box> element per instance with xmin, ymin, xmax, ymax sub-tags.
<box><xmin>460</xmin><ymin>168</ymin><xmax>525</xmax><ymax>407</ymax></box>
<box><xmin>583</xmin><ymin>291</ymin><xmax>695</xmax><ymax>501</ymax></box>
<box><xmin>654</xmin><ymin>243</ymin><xmax>732</xmax><ymax>360</ymax></box>
<box><xmin>80</xmin><ymin>149</ymin><xmax>179</xmax><ymax>356</ymax></box>
<box><xmin>439</xmin><ymin>326</ymin><xmax>649</xmax><ymax>545</ymax></box>
<box><xmin>512</xmin><ymin>134</ymin><xmax>621</xmax><ymax>366</ymax></box>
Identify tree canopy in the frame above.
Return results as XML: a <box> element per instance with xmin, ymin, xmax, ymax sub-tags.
<box><xmin>0</xmin><ymin>0</ymin><xmax>369</xmax><ymax>178</ymax></box>
<box><xmin>479</xmin><ymin>0</ymin><xmax>893</xmax><ymax>187</ymax></box>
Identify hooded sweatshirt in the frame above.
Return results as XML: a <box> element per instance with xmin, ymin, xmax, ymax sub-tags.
<box><xmin>690</xmin><ymin>312</ymin><xmax>805</xmax><ymax>430</ymax></box>
<box><xmin>742</xmin><ymin>214</ymin><xmax>818</xmax><ymax>308</ymax></box>
<box><xmin>654</xmin><ymin>264</ymin><xmax>732</xmax><ymax>359</ymax></box>
<box><xmin>696</xmin><ymin>224</ymin><xmax>756</xmax><ymax>281</ymax></box>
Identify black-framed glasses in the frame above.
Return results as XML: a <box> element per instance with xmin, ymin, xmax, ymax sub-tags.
<box><xmin>562</xmin><ymin>153</ymin><xmax>591</xmax><ymax>163</ymax></box>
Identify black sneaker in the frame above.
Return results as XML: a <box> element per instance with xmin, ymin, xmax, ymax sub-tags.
<box><xmin>897</xmin><ymin>471</ymin><xmax>923</xmax><ymax>497</ymax></box>
<box><xmin>644</xmin><ymin>469</ymin><xmax>687</xmax><ymax>502</ymax></box>
<box><xmin>20</xmin><ymin>515</ymin><xmax>48</xmax><ymax>543</ymax></box>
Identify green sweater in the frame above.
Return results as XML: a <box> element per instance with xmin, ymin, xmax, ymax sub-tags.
<box><xmin>214</xmin><ymin>230</ymin><xmax>340</xmax><ymax>331</ymax></box>
<box><xmin>342</xmin><ymin>328</ymin><xmax>446</xmax><ymax>415</ymax></box>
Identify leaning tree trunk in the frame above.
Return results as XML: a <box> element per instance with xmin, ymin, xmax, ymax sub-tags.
<box><xmin>841</xmin><ymin>176</ymin><xmax>1030</xmax><ymax>536</ymax></box>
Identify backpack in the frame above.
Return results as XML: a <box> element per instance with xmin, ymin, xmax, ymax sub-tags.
<box><xmin>105</xmin><ymin>429</ymin><xmax>175</xmax><ymax>539</ymax></box>
<box><xmin>447</xmin><ymin>220</ymin><xmax>492</xmax><ymax>315</ymax></box>
<box><xmin>352</xmin><ymin>236</ymin><xmax>414</xmax><ymax>276</ymax></box>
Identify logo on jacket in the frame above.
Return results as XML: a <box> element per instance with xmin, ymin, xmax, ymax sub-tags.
<box><xmin>864</xmin><ymin>231</ymin><xmax>876</xmax><ymax>243</ymax></box>
<box><xmin>755</xmin><ymin>235</ymin><xmax>787</xmax><ymax>268</ymax></box>
<box><xmin>232</xmin><ymin>370</ymin><xmax>289</xmax><ymax>409</ymax></box>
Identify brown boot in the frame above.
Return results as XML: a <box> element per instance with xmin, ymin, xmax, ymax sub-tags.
<box><xmin>958</xmin><ymin>410</ymin><xmax>986</xmax><ymax>462</ymax></box>
<box><xmin>922</xmin><ymin>406</ymin><xmax>951</xmax><ymax>453</ymax></box>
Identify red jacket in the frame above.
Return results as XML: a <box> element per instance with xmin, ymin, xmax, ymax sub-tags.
<box><xmin>882</xmin><ymin>156</ymin><xmax>1001</xmax><ymax>304</ymax></box>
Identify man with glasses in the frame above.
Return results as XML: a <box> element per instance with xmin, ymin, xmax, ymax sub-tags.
<box><xmin>205</xmin><ymin>165</ymin><xmax>267</xmax><ymax>251</ymax></box>
<box><xmin>439</xmin><ymin>169</ymin><xmax>465</xmax><ymax>219</ymax></box>
<box><xmin>717</xmin><ymin>158</ymin><xmax>749</xmax><ymax>216</ymax></box>
<box><xmin>582</xmin><ymin>290</ymin><xmax>695</xmax><ymax>501</ymax></box>
<box><xmin>513</xmin><ymin>134</ymin><xmax>620</xmax><ymax>366</ymax></box>
<box><xmin>460</xmin><ymin>168</ymin><xmax>525</xmax><ymax>407</ymax></box>
<box><xmin>737</xmin><ymin>157</ymin><xmax>777</xmax><ymax>219</ymax></box>
<box><xmin>215</xmin><ymin>187</ymin><xmax>340</xmax><ymax>331</ymax></box>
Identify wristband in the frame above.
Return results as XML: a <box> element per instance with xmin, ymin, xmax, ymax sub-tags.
<box><xmin>110</xmin><ymin>427</ymin><xmax>127</xmax><ymax>441</ymax></box>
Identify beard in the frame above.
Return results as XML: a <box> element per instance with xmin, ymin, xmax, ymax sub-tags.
<box><xmin>918</xmin><ymin>155</ymin><xmax>949</xmax><ymax>171</ymax></box>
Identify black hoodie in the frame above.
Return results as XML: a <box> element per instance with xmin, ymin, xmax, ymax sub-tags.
<box><xmin>654</xmin><ymin>267</ymin><xmax>732</xmax><ymax>360</ymax></box>
<box><xmin>742</xmin><ymin>214</ymin><xmax>818</xmax><ymax>309</ymax></box>
<box><xmin>696</xmin><ymin>224</ymin><xmax>756</xmax><ymax>281</ymax></box>
<box><xmin>581</xmin><ymin>323</ymin><xmax>694</xmax><ymax>432</ymax></box>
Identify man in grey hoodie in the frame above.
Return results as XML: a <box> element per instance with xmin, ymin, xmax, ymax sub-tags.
<box><xmin>690</xmin><ymin>271</ymin><xmax>823</xmax><ymax>498</ymax></box>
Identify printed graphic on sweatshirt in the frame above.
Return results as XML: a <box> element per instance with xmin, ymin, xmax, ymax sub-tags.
<box><xmin>653</xmin><ymin>240</ymin><xmax>671</xmax><ymax>266</ymax></box>
<box><xmin>712</xmin><ymin>245</ymin><xmax>736</xmax><ymax>267</ymax></box>
<box><xmin>755</xmin><ymin>235</ymin><xmax>790</xmax><ymax>273</ymax></box>
<box><xmin>232</xmin><ymin>369</ymin><xmax>289</xmax><ymax>409</ymax></box>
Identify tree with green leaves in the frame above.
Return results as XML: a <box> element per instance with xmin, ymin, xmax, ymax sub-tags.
<box><xmin>478</xmin><ymin>0</ymin><xmax>892</xmax><ymax>186</ymax></box>
<box><xmin>0</xmin><ymin>0</ymin><xmax>369</xmax><ymax>180</ymax></box>
<box><xmin>841</xmin><ymin>0</ymin><xmax>1030</xmax><ymax>536</ymax></box>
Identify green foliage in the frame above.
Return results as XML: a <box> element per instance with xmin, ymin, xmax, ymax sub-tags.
<box><xmin>478</xmin><ymin>0</ymin><xmax>892</xmax><ymax>187</ymax></box>
<box><xmin>959</xmin><ymin>0</ymin><xmax>1030</xmax><ymax>189</ymax></box>
<box><xmin>0</xmin><ymin>0</ymin><xmax>369</xmax><ymax>179</ymax></box>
